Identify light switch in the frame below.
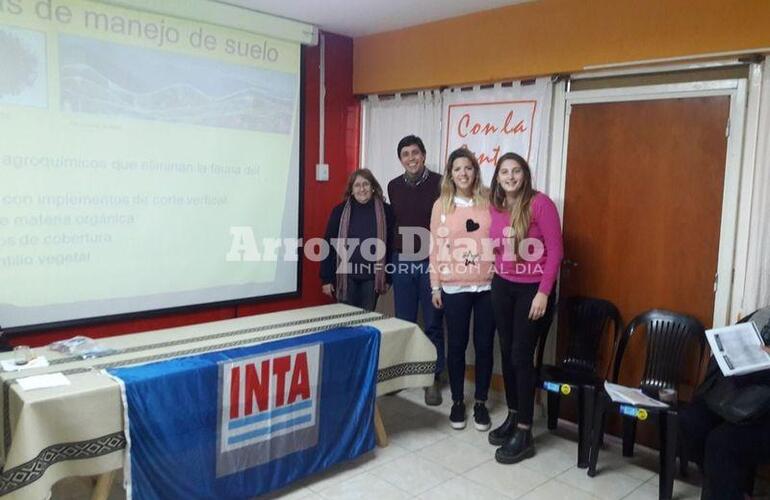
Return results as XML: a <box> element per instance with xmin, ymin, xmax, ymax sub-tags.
<box><xmin>315</xmin><ymin>163</ymin><xmax>329</xmax><ymax>181</ymax></box>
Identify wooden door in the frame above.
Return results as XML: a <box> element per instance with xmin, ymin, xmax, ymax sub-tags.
<box><xmin>557</xmin><ymin>96</ymin><xmax>730</xmax><ymax>443</ymax></box>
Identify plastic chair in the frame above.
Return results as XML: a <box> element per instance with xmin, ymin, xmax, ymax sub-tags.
<box><xmin>587</xmin><ymin>309</ymin><xmax>706</xmax><ymax>500</ymax></box>
<box><xmin>539</xmin><ymin>296</ymin><xmax>622</xmax><ymax>467</ymax></box>
<box><xmin>534</xmin><ymin>297</ymin><xmax>560</xmax><ymax>374</ymax></box>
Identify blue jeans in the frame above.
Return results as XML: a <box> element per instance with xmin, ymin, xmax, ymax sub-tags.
<box><xmin>391</xmin><ymin>255</ymin><xmax>444</xmax><ymax>375</ymax></box>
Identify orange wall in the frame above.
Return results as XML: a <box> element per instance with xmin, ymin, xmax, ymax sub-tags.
<box><xmin>353</xmin><ymin>0</ymin><xmax>770</xmax><ymax>94</ymax></box>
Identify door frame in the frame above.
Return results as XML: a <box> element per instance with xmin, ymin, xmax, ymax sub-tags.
<box><xmin>547</xmin><ymin>78</ymin><xmax>747</xmax><ymax>328</ymax></box>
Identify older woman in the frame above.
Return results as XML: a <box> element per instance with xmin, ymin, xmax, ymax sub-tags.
<box><xmin>320</xmin><ymin>168</ymin><xmax>394</xmax><ymax>311</ymax></box>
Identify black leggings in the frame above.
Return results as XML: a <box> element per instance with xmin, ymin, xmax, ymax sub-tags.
<box><xmin>491</xmin><ymin>275</ymin><xmax>555</xmax><ymax>425</ymax></box>
<box><xmin>442</xmin><ymin>290</ymin><xmax>495</xmax><ymax>402</ymax></box>
<box><xmin>342</xmin><ymin>277</ymin><xmax>378</xmax><ymax>311</ymax></box>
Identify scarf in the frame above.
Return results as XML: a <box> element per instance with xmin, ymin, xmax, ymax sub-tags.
<box><xmin>335</xmin><ymin>197</ymin><xmax>387</xmax><ymax>302</ymax></box>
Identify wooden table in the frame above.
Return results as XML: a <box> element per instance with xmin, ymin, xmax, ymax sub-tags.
<box><xmin>0</xmin><ymin>305</ymin><xmax>436</xmax><ymax>500</ymax></box>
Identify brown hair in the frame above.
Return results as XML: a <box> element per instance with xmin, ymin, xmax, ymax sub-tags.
<box><xmin>489</xmin><ymin>152</ymin><xmax>535</xmax><ymax>243</ymax></box>
<box><xmin>343</xmin><ymin>168</ymin><xmax>384</xmax><ymax>201</ymax></box>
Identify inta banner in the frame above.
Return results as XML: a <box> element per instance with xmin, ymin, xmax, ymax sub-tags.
<box><xmin>108</xmin><ymin>326</ymin><xmax>380</xmax><ymax>500</ymax></box>
<box><xmin>441</xmin><ymin>79</ymin><xmax>552</xmax><ymax>187</ymax></box>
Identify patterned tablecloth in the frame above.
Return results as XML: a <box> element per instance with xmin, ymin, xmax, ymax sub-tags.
<box><xmin>0</xmin><ymin>305</ymin><xmax>437</xmax><ymax>500</ymax></box>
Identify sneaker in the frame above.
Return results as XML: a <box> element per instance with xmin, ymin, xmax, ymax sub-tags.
<box><xmin>450</xmin><ymin>401</ymin><xmax>466</xmax><ymax>429</ymax></box>
<box><xmin>473</xmin><ymin>403</ymin><xmax>491</xmax><ymax>431</ymax></box>
<box><xmin>488</xmin><ymin>411</ymin><xmax>517</xmax><ymax>446</ymax></box>
<box><xmin>424</xmin><ymin>379</ymin><xmax>443</xmax><ymax>406</ymax></box>
<box><xmin>495</xmin><ymin>427</ymin><xmax>535</xmax><ymax>464</ymax></box>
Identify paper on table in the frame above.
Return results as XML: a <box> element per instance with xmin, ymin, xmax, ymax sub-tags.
<box><xmin>0</xmin><ymin>356</ymin><xmax>50</xmax><ymax>372</ymax></box>
<box><xmin>705</xmin><ymin>322</ymin><xmax>770</xmax><ymax>376</ymax></box>
<box><xmin>604</xmin><ymin>381</ymin><xmax>669</xmax><ymax>408</ymax></box>
<box><xmin>16</xmin><ymin>373</ymin><xmax>70</xmax><ymax>391</ymax></box>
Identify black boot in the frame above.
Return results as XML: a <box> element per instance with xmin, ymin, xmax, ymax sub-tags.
<box><xmin>495</xmin><ymin>427</ymin><xmax>534</xmax><ymax>464</ymax></box>
<box><xmin>488</xmin><ymin>410</ymin><xmax>517</xmax><ymax>446</ymax></box>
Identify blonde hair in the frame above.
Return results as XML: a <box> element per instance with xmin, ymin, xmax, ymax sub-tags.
<box><xmin>489</xmin><ymin>152</ymin><xmax>535</xmax><ymax>244</ymax></box>
<box><xmin>439</xmin><ymin>148</ymin><xmax>489</xmax><ymax>214</ymax></box>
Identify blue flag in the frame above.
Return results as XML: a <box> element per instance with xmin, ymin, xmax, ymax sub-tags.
<box><xmin>108</xmin><ymin>326</ymin><xmax>380</xmax><ymax>499</ymax></box>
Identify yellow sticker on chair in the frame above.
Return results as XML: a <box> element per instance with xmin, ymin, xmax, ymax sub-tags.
<box><xmin>560</xmin><ymin>384</ymin><xmax>571</xmax><ymax>395</ymax></box>
<box><xmin>637</xmin><ymin>409</ymin><xmax>648</xmax><ymax>421</ymax></box>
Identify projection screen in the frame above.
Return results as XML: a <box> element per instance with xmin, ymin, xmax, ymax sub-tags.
<box><xmin>0</xmin><ymin>0</ymin><xmax>307</xmax><ymax>330</ymax></box>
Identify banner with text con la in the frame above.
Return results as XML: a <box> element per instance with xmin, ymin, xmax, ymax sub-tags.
<box><xmin>441</xmin><ymin>79</ymin><xmax>552</xmax><ymax>188</ymax></box>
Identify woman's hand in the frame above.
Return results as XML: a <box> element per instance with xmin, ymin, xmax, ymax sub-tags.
<box><xmin>431</xmin><ymin>290</ymin><xmax>443</xmax><ymax>309</ymax></box>
<box><xmin>528</xmin><ymin>292</ymin><xmax>548</xmax><ymax>320</ymax></box>
<box><xmin>321</xmin><ymin>284</ymin><xmax>334</xmax><ymax>298</ymax></box>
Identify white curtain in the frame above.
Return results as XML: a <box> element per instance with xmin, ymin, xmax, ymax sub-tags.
<box><xmin>440</xmin><ymin>79</ymin><xmax>553</xmax><ymax>192</ymax></box>
<box><xmin>741</xmin><ymin>59</ymin><xmax>770</xmax><ymax>313</ymax></box>
<box><xmin>361</xmin><ymin>90</ymin><xmax>443</xmax><ymax>199</ymax></box>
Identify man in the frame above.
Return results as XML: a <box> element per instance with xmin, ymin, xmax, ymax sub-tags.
<box><xmin>387</xmin><ymin>135</ymin><xmax>444</xmax><ymax>405</ymax></box>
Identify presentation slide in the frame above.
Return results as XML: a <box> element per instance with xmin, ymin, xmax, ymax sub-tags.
<box><xmin>0</xmin><ymin>0</ymin><xmax>301</xmax><ymax>330</ymax></box>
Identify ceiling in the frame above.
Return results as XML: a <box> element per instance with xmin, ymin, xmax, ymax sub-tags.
<box><xmin>220</xmin><ymin>0</ymin><xmax>534</xmax><ymax>38</ymax></box>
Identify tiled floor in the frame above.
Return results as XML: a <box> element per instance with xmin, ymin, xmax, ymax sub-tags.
<box><xmin>52</xmin><ymin>385</ymin><xmax>705</xmax><ymax>500</ymax></box>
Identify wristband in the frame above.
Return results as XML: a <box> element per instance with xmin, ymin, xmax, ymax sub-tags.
<box><xmin>431</xmin><ymin>286</ymin><xmax>440</xmax><ymax>292</ymax></box>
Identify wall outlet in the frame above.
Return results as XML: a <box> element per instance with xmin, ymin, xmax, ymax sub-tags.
<box><xmin>315</xmin><ymin>163</ymin><xmax>329</xmax><ymax>181</ymax></box>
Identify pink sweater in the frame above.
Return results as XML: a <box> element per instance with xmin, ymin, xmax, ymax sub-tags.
<box><xmin>489</xmin><ymin>192</ymin><xmax>563</xmax><ymax>295</ymax></box>
<box><xmin>429</xmin><ymin>201</ymin><xmax>494</xmax><ymax>288</ymax></box>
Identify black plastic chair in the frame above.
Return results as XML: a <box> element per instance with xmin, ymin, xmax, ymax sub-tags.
<box><xmin>539</xmin><ymin>297</ymin><xmax>622</xmax><ymax>468</ymax></box>
<box><xmin>587</xmin><ymin>309</ymin><xmax>706</xmax><ymax>500</ymax></box>
<box><xmin>534</xmin><ymin>293</ymin><xmax>562</xmax><ymax>366</ymax></box>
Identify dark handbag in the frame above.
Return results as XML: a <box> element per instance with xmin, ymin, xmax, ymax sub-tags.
<box><xmin>698</xmin><ymin>359</ymin><xmax>770</xmax><ymax>424</ymax></box>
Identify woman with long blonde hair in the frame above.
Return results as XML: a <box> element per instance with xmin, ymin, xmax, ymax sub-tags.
<box><xmin>429</xmin><ymin>147</ymin><xmax>495</xmax><ymax>430</ymax></box>
<box><xmin>487</xmin><ymin>152</ymin><xmax>563</xmax><ymax>464</ymax></box>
